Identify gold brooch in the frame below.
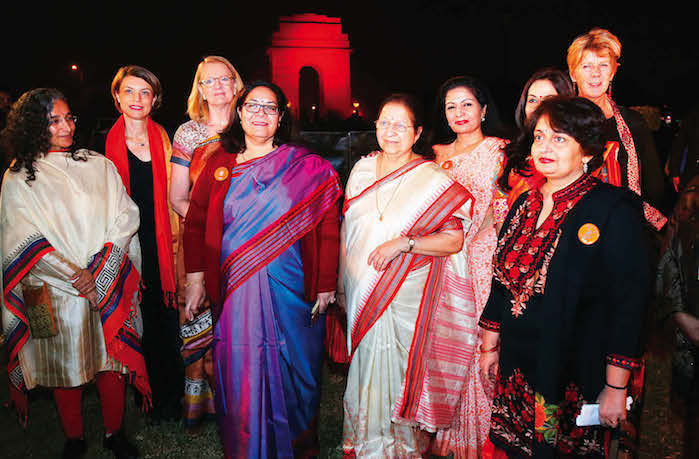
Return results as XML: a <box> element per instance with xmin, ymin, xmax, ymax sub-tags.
<box><xmin>577</xmin><ymin>223</ymin><xmax>600</xmax><ymax>245</ymax></box>
<box><xmin>214</xmin><ymin>167</ymin><xmax>229</xmax><ymax>181</ymax></box>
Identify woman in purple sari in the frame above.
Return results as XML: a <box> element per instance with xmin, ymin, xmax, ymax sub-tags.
<box><xmin>183</xmin><ymin>82</ymin><xmax>342</xmax><ymax>458</ymax></box>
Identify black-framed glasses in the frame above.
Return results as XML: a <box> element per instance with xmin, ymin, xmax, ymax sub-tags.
<box><xmin>199</xmin><ymin>75</ymin><xmax>234</xmax><ymax>87</ymax></box>
<box><xmin>243</xmin><ymin>102</ymin><xmax>279</xmax><ymax>116</ymax></box>
<box><xmin>48</xmin><ymin>115</ymin><xmax>77</xmax><ymax>126</ymax></box>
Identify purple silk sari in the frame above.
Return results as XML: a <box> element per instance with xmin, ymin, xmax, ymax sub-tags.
<box><xmin>215</xmin><ymin>144</ymin><xmax>340</xmax><ymax>458</ymax></box>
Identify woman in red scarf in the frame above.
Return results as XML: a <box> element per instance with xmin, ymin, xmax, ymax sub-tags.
<box><xmin>105</xmin><ymin>65</ymin><xmax>183</xmax><ymax>423</ymax></box>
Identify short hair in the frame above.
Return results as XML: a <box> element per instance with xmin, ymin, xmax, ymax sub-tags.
<box><xmin>187</xmin><ymin>56</ymin><xmax>244</xmax><ymax>123</ymax></box>
<box><xmin>514</xmin><ymin>68</ymin><xmax>575</xmax><ymax>128</ymax></box>
<box><xmin>567</xmin><ymin>28</ymin><xmax>622</xmax><ymax>74</ymax></box>
<box><xmin>377</xmin><ymin>93</ymin><xmax>433</xmax><ymax>159</ymax></box>
<box><xmin>499</xmin><ymin>96</ymin><xmax>606</xmax><ymax>191</ymax></box>
<box><xmin>430</xmin><ymin>75</ymin><xmax>505</xmax><ymax>146</ymax></box>
<box><xmin>110</xmin><ymin>65</ymin><xmax>162</xmax><ymax>113</ymax></box>
<box><xmin>221</xmin><ymin>81</ymin><xmax>292</xmax><ymax>155</ymax></box>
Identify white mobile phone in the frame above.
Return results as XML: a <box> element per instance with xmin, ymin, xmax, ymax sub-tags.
<box><xmin>575</xmin><ymin>396</ymin><xmax>633</xmax><ymax>427</ymax></box>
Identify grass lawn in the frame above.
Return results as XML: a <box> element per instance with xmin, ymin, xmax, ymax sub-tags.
<box><xmin>0</xmin><ymin>322</ymin><xmax>686</xmax><ymax>458</ymax></box>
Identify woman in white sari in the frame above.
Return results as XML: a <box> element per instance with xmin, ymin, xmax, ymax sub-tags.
<box><xmin>0</xmin><ymin>89</ymin><xmax>145</xmax><ymax>458</ymax></box>
<box><xmin>340</xmin><ymin>94</ymin><xmax>475</xmax><ymax>457</ymax></box>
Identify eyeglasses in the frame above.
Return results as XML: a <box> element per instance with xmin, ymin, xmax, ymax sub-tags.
<box><xmin>199</xmin><ymin>75</ymin><xmax>235</xmax><ymax>87</ymax></box>
<box><xmin>243</xmin><ymin>102</ymin><xmax>279</xmax><ymax>116</ymax></box>
<box><xmin>48</xmin><ymin>115</ymin><xmax>77</xmax><ymax>126</ymax></box>
<box><xmin>376</xmin><ymin>119</ymin><xmax>413</xmax><ymax>133</ymax></box>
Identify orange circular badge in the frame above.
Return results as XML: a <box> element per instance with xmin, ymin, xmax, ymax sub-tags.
<box><xmin>577</xmin><ymin>223</ymin><xmax>600</xmax><ymax>245</ymax></box>
<box><xmin>441</xmin><ymin>160</ymin><xmax>453</xmax><ymax>170</ymax></box>
<box><xmin>214</xmin><ymin>167</ymin><xmax>229</xmax><ymax>181</ymax></box>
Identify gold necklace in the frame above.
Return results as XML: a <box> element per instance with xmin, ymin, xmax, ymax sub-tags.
<box><xmin>375</xmin><ymin>154</ymin><xmax>407</xmax><ymax>221</ymax></box>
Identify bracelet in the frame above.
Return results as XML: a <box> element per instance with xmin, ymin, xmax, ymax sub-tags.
<box><xmin>479</xmin><ymin>343</ymin><xmax>500</xmax><ymax>353</ymax></box>
<box><xmin>184</xmin><ymin>281</ymin><xmax>204</xmax><ymax>288</ymax></box>
<box><xmin>605</xmin><ymin>382</ymin><xmax>628</xmax><ymax>390</ymax></box>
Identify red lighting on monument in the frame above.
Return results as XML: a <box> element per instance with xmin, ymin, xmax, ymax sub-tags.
<box><xmin>268</xmin><ymin>14</ymin><xmax>353</xmax><ymax>120</ymax></box>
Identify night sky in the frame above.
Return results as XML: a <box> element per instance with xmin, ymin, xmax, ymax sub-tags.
<box><xmin>3</xmin><ymin>1</ymin><xmax>697</xmax><ymax>134</ymax></box>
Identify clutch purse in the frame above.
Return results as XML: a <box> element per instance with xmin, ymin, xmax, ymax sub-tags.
<box><xmin>22</xmin><ymin>282</ymin><xmax>58</xmax><ymax>339</ymax></box>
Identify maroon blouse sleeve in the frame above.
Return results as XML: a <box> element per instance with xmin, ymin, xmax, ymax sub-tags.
<box><xmin>315</xmin><ymin>201</ymin><xmax>340</xmax><ymax>293</ymax></box>
<box><xmin>183</xmin><ymin>158</ymin><xmax>215</xmax><ymax>274</ymax></box>
<box><xmin>301</xmin><ymin>199</ymin><xmax>340</xmax><ymax>302</ymax></box>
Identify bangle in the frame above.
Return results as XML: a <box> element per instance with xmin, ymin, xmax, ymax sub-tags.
<box><xmin>605</xmin><ymin>382</ymin><xmax>628</xmax><ymax>390</ymax></box>
<box><xmin>479</xmin><ymin>343</ymin><xmax>499</xmax><ymax>353</ymax></box>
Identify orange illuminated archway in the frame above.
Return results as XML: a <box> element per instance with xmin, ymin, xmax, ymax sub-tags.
<box><xmin>267</xmin><ymin>14</ymin><xmax>352</xmax><ymax>119</ymax></box>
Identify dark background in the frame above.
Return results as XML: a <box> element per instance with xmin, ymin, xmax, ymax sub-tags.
<box><xmin>2</xmin><ymin>1</ymin><xmax>696</xmax><ymax>138</ymax></box>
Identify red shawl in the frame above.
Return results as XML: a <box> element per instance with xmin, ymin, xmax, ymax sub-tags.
<box><xmin>105</xmin><ymin>116</ymin><xmax>177</xmax><ymax>307</ymax></box>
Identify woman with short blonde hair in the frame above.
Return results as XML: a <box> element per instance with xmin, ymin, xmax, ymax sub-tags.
<box><xmin>567</xmin><ymin>27</ymin><xmax>666</xmax><ymax>230</ymax></box>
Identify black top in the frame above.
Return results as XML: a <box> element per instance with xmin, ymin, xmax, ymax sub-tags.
<box><xmin>603</xmin><ymin>107</ymin><xmax>665</xmax><ymax>210</ymax></box>
<box><xmin>480</xmin><ymin>178</ymin><xmax>650</xmax><ymax>457</ymax></box>
<box><xmin>127</xmin><ymin>150</ymin><xmax>162</xmax><ymax>297</ymax></box>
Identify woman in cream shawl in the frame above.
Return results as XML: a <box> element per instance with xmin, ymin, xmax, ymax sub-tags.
<box><xmin>1</xmin><ymin>88</ymin><xmax>145</xmax><ymax>458</ymax></box>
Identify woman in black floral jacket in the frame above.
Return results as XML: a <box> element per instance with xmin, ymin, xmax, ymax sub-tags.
<box><xmin>478</xmin><ymin>96</ymin><xmax>650</xmax><ymax>457</ymax></box>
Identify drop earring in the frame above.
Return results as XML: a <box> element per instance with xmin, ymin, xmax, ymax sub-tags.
<box><xmin>583</xmin><ymin>161</ymin><xmax>589</xmax><ymax>174</ymax></box>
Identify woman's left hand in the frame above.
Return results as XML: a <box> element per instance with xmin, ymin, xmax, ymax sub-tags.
<box><xmin>597</xmin><ymin>385</ymin><xmax>628</xmax><ymax>428</ymax></box>
<box><xmin>368</xmin><ymin>238</ymin><xmax>406</xmax><ymax>271</ymax></box>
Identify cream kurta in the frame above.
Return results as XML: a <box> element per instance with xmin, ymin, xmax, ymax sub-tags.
<box><xmin>342</xmin><ymin>155</ymin><xmax>473</xmax><ymax>458</ymax></box>
<box><xmin>1</xmin><ymin>150</ymin><xmax>141</xmax><ymax>389</ymax></box>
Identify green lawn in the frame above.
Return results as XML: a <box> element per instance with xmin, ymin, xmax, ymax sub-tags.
<box><xmin>0</xmin><ymin>327</ymin><xmax>686</xmax><ymax>458</ymax></box>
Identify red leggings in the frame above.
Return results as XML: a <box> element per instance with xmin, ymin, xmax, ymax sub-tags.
<box><xmin>53</xmin><ymin>371</ymin><xmax>125</xmax><ymax>439</ymax></box>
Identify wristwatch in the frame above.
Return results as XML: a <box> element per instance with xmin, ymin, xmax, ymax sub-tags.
<box><xmin>407</xmin><ymin>237</ymin><xmax>415</xmax><ymax>252</ymax></box>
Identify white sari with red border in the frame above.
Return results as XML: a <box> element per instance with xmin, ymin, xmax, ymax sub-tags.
<box><xmin>342</xmin><ymin>155</ymin><xmax>477</xmax><ymax>457</ymax></box>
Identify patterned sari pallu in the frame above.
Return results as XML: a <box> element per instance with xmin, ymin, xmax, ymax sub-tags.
<box><xmin>342</xmin><ymin>156</ymin><xmax>475</xmax><ymax>457</ymax></box>
<box><xmin>1</xmin><ymin>151</ymin><xmax>150</xmax><ymax>415</ymax></box>
<box><xmin>213</xmin><ymin>145</ymin><xmax>341</xmax><ymax>458</ymax></box>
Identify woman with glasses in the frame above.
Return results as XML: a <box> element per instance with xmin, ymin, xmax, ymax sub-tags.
<box><xmin>429</xmin><ymin>76</ymin><xmax>508</xmax><ymax>459</ymax></box>
<box><xmin>105</xmin><ymin>65</ymin><xmax>183</xmax><ymax>423</ymax></box>
<box><xmin>341</xmin><ymin>94</ymin><xmax>473</xmax><ymax>457</ymax></box>
<box><xmin>168</xmin><ymin>55</ymin><xmax>243</xmax><ymax>432</ymax></box>
<box><xmin>1</xmin><ymin>88</ymin><xmax>145</xmax><ymax>457</ymax></box>
<box><xmin>183</xmin><ymin>81</ymin><xmax>342</xmax><ymax>457</ymax></box>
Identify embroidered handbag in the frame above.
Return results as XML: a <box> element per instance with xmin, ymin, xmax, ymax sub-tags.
<box><xmin>23</xmin><ymin>282</ymin><xmax>58</xmax><ymax>338</ymax></box>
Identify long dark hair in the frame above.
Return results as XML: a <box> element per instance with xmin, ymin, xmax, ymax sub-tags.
<box><xmin>221</xmin><ymin>81</ymin><xmax>292</xmax><ymax>154</ymax></box>
<box><xmin>1</xmin><ymin>88</ymin><xmax>82</xmax><ymax>184</ymax></box>
<box><xmin>377</xmin><ymin>93</ymin><xmax>433</xmax><ymax>159</ymax></box>
<box><xmin>514</xmin><ymin>68</ymin><xmax>574</xmax><ymax>128</ymax></box>
<box><xmin>430</xmin><ymin>75</ymin><xmax>505</xmax><ymax>147</ymax></box>
<box><xmin>498</xmin><ymin>96</ymin><xmax>606</xmax><ymax>191</ymax></box>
